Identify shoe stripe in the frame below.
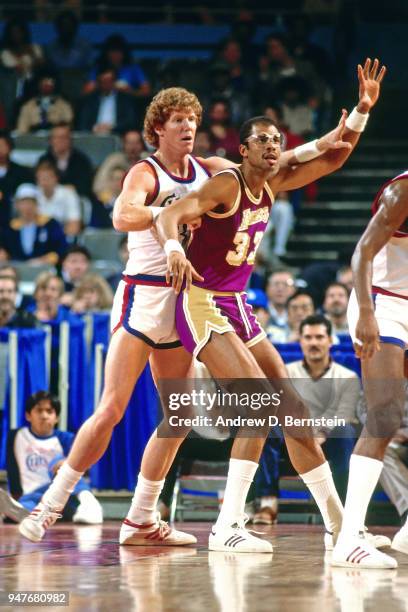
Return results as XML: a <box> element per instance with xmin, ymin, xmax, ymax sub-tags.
<box><xmin>123</xmin><ymin>518</ymin><xmax>155</xmax><ymax>529</ymax></box>
<box><xmin>224</xmin><ymin>535</ymin><xmax>245</xmax><ymax>548</ymax></box>
<box><xmin>231</xmin><ymin>537</ymin><xmax>246</xmax><ymax>548</ymax></box>
<box><xmin>356</xmin><ymin>552</ymin><xmax>370</xmax><ymax>564</ymax></box>
<box><xmin>346</xmin><ymin>547</ymin><xmax>361</xmax><ymax>562</ymax></box>
<box><xmin>352</xmin><ymin>550</ymin><xmax>368</xmax><ymax>563</ymax></box>
<box><xmin>349</xmin><ymin>548</ymin><xmax>365</xmax><ymax>563</ymax></box>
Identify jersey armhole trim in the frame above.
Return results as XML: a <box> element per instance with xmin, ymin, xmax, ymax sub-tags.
<box><xmin>206</xmin><ymin>169</ymin><xmax>241</xmax><ymax>219</ymax></box>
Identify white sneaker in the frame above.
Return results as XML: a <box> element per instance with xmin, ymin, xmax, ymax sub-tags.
<box><xmin>391</xmin><ymin>527</ymin><xmax>408</xmax><ymax>555</ymax></box>
<box><xmin>19</xmin><ymin>503</ymin><xmax>62</xmax><ymax>542</ymax></box>
<box><xmin>332</xmin><ymin>534</ymin><xmax>398</xmax><ymax>569</ymax></box>
<box><xmin>324</xmin><ymin>527</ymin><xmax>391</xmax><ymax>551</ymax></box>
<box><xmin>209</xmin><ymin>515</ymin><xmax>273</xmax><ymax>553</ymax></box>
<box><xmin>119</xmin><ymin>512</ymin><xmax>197</xmax><ymax>546</ymax></box>
<box><xmin>73</xmin><ymin>494</ymin><xmax>103</xmax><ymax>525</ymax></box>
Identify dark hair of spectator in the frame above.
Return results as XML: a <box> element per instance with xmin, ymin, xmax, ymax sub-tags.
<box><xmin>96</xmin><ymin>65</ymin><xmax>117</xmax><ymax>79</ymax></box>
<box><xmin>1</xmin><ymin>18</ymin><xmax>32</xmax><ymax>50</ymax></box>
<box><xmin>0</xmin><ymin>129</ymin><xmax>13</xmax><ymax>149</ymax></box>
<box><xmin>287</xmin><ymin>289</ymin><xmax>315</xmax><ymax>309</ymax></box>
<box><xmin>25</xmin><ymin>390</ymin><xmax>61</xmax><ymax>416</ymax></box>
<box><xmin>0</xmin><ymin>263</ymin><xmax>18</xmax><ymax>280</ymax></box>
<box><xmin>51</xmin><ymin>122</ymin><xmax>72</xmax><ymax>131</ymax></box>
<box><xmin>61</xmin><ymin>245</ymin><xmax>92</xmax><ymax>264</ymax></box>
<box><xmin>299</xmin><ymin>314</ymin><xmax>332</xmax><ymax>337</ymax></box>
<box><xmin>35</xmin><ymin>159</ymin><xmax>60</xmax><ymax>178</ymax></box>
<box><xmin>265</xmin><ymin>32</ymin><xmax>290</xmax><ymax>50</ymax></box>
<box><xmin>324</xmin><ymin>282</ymin><xmax>350</xmax><ymax>297</ymax></box>
<box><xmin>55</xmin><ymin>10</ymin><xmax>79</xmax><ymax>34</ymax></box>
<box><xmin>239</xmin><ymin>116</ymin><xmax>278</xmax><ymax>145</ymax></box>
<box><xmin>98</xmin><ymin>34</ymin><xmax>132</xmax><ymax>69</ymax></box>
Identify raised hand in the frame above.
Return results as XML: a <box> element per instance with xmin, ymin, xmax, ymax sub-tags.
<box><xmin>317</xmin><ymin>109</ymin><xmax>352</xmax><ymax>152</ymax></box>
<box><xmin>357</xmin><ymin>58</ymin><xmax>386</xmax><ymax>112</ymax></box>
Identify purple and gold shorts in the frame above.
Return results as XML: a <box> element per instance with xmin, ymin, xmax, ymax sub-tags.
<box><xmin>176</xmin><ymin>284</ymin><xmax>266</xmax><ymax>358</ymax></box>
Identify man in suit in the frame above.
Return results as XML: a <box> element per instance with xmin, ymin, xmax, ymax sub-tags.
<box><xmin>77</xmin><ymin>67</ymin><xmax>137</xmax><ymax>135</ymax></box>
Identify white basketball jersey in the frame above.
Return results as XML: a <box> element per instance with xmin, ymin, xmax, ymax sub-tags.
<box><xmin>125</xmin><ymin>155</ymin><xmax>210</xmax><ymax>276</ymax></box>
<box><xmin>371</xmin><ymin>171</ymin><xmax>408</xmax><ymax>298</ymax></box>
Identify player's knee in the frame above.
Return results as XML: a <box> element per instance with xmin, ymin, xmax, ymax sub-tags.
<box><xmin>95</xmin><ymin>395</ymin><xmax>126</xmax><ymax>428</ymax></box>
<box><xmin>365</xmin><ymin>394</ymin><xmax>405</xmax><ymax>438</ymax></box>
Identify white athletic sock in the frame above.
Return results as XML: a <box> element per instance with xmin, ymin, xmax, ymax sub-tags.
<box><xmin>215</xmin><ymin>458</ymin><xmax>258</xmax><ymax>528</ymax></box>
<box><xmin>300</xmin><ymin>461</ymin><xmax>343</xmax><ymax>534</ymax></box>
<box><xmin>42</xmin><ymin>463</ymin><xmax>84</xmax><ymax>510</ymax></box>
<box><xmin>127</xmin><ymin>473</ymin><xmax>165</xmax><ymax>524</ymax></box>
<box><xmin>260</xmin><ymin>496</ymin><xmax>278</xmax><ymax>509</ymax></box>
<box><xmin>340</xmin><ymin>454</ymin><xmax>383</xmax><ymax>539</ymax></box>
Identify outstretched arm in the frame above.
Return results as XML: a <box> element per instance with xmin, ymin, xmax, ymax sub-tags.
<box><xmin>270</xmin><ymin>58</ymin><xmax>386</xmax><ymax>192</ymax></box>
<box><xmin>352</xmin><ymin>179</ymin><xmax>408</xmax><ymax>359</ymax></box>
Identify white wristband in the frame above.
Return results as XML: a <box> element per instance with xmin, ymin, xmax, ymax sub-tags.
<box><xmin>294</xmin><ymin>139</ymin><xmax>320</xmax><ymax>163</ymax></box>
<box><xmin>164</xmin><ymin>239</ymin><xmax>184</xmax><ymax>257</ymax></box>
<box><xmin>345</xmin><ymin>107</ymin><xmax>369</xmax><ymax>132</ymax></box>
<box><xmin>150</xmin><ymin>206</ymin><xmax>162</xmax><ymax>222</ymax></box>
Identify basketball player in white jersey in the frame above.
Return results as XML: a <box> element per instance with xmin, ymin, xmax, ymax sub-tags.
<box><xmin>332</xmin><ymin>172</ymin><xmax>408</xmax><ymax>568</ymax></box>
<box><xmin>19</xmin><ymin>86</ymin><xmax>363</xmax><ymax>546</ymax></box>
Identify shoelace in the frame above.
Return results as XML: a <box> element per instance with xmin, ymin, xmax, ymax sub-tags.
<box><xmin>152</xmin><ymin>511</ymin><xmax>171</xmax><ymax>540</ymax></box>
<box><xmin>31</xmin><ymin>505</ymin><xmax>62</xmax><ymax>526</ymax></box>
<box><xmin>232</xmin><ymin>513</ymin><xmax>264</xmax><ymax>537</ymax></box>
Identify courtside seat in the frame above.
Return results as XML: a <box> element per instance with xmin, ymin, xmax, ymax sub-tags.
<box><xmin>81</xmin><ymin>228</ymin><xmax>124</xmax><ymax>262</ymax></box>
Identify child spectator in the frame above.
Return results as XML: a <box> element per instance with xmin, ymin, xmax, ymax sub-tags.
<box><xmin>1</xmin><ymin>391</ymin><xmax>103</xmax><ymax>524</ymax></box>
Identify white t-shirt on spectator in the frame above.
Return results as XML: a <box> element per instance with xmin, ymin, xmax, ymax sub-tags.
<box><xmin>37</xmin><ymin>185</ymin><xmax>81</xmax><ymax>224</ymax></box>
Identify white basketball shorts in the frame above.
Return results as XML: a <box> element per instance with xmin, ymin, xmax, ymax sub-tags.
<box><xmin>347</xmin><ymin>288</ymin><xmax>408</xmax><ymax>349</ymax></box>
<box><xmin>110</xmin><ymin>274</ymin><xmax>181</xmax><ymax>349</ymax></box>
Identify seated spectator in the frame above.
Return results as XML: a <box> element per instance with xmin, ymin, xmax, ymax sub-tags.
<box><xmin>336</xmin><ymin>265</ymin><xmax>353</xmax><ymax>293</ymax></box>
<box><xmin>0</xmin><ymin>17</ymin><xmax>44</xmax><ymax>101</ymax></box>
<box><xmin>267</xmin><ymin>290</ymin><xmax>315</xmax><ymax>343</ymax></box>
<box><xmin>60</xmin><ymin>245</ymin><xmax>92</xmax><ymax>303</ymax></box>
<box><xmin>71</xmin><ymin>274</ymin><xmax>114</xmax><ymax>314</ymax></box>
<box><xmin>35</xmin><ymin>161</ymin><xmax>81</xmax><ymax>238</ymax></box>
<box><xmin>206</xmin><ymin>63</ymin><xmax>251</xmax><ymax>126</ymax></box>
<box><xmin>2</xmin><ymin>183</ymin><xmax>67</xmax><ymax>264</ymax></box>
<box><xmin>0</xmin><ymin>274</ymin><xmax>38</xmax><ymax>328</ymax></box>
<box><xmin>38</xmin><ymin>123</ymin><xmax>94</xmax><ymax>197</ymax></box>
<box><xmin>266</xmin><ymin>269</ymin><xmax>296</xmax><ymax>328</ymax></box>
<box><xmin>254</xmin><ymin>314</ymin><xmax>360</xmax><ymax>522</ymax></box>
<box><xmin>0</xmin><ymin>264</ymin><xmax>32</xmax><ymax>309</ymax></box>
<box><xmin>93</xmin><ymin>129</ymin><xmax>145</xmax><ymax>201</ymax></box>
<box><xmin>16</xmin><ymin>68</ymin><xmax>73</xmax><ymax>134</ymax></box>
<box><xmin>193</xmin><ymin>129</ymin><xmax>214</xmax><ymax>158</ymax></box>
<box><xmin>85</xmin><ymin>34</ymin><xmax>150</xmax><ymax>98</ymax></box>
<box><xmin>77</xmin><ymin>67</ymin><xmax>137</xmax><ymax>135</ymax></box>
<box><xmin>30</xmin><ymin>272</ymin><xmax>71</xmax><ymax>323</ymax></box>
<box><xmin>287</xmin><ymin>315</ymin><xmax>359</xmax><ymax>497</ymax></box>
<box><xmin>45</xmin><ymin>10</ymin><xmax>92</xmax><ymax>71</ymax></box>
<box><xmin>96</xmin><ymin>166</ymin><xmax>126</xmax><ymax>215</ymax></box>
<box><xmin>323</xmin><ymin>282</ymin><xmax>350</xmax><ymax>336</ymax></box>
<box><xmin>1</xmin><ymin>391</ymin><xmax>102</xmax><ymax>524</ymax></box>
<box><xmin>206</xmin><ymin>99</ymin><xmax>240</xmax><ymax>162</ymax></box>
<box><xmin>0</xmin><ymin>130</ymin><xmax>33</xmax><ymax>227</ymax></box>
<box><xmin>279</xmin><ymin>76</ymin><xmax>314</xmax><ymax>137</ymax></box>
<box><xmin>258</xmin><ymin>33</ymin><xmax>324</xmax><ymax>115</ymax></box>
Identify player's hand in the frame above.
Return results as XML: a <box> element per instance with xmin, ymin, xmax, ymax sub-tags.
<box><xmin>357</xmin><ymin>58</ymin><xmax>386</xmax><ymax>112</ymax></box>
<box><xmin>354</xmin><ymin>310</ymin><xmax>381</xmax><ymax>360</ymax></box>
<box><xmin>317</xmin><ymin>109</ymin><xmax>352</xmax><ymax>151</ymax></box>
<box><xmin>166</xmin><ymin>251</ymin><xmax>204</xmax><ymax>294</ymax></box>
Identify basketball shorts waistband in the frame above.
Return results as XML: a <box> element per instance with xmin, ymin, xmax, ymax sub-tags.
<box><xmin>122</xmin><ymin>273</ymin><xmax>170</xmax><ymax>287</ymax></box>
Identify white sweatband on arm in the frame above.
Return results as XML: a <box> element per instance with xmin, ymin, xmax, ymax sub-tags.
<box><xmin>345</xmin><ymin>107</ymin><xmax>369</xmax><ymax>132</ymax></box>
<box><xmin>293</xmin><ymin>139</ymin><xmax>320</xmax><ymax>163</ymax></box>
<box><xmin>164</xmin><ymin>239</ymin><xmax>184</xmax><ymax>257</ymax></box>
